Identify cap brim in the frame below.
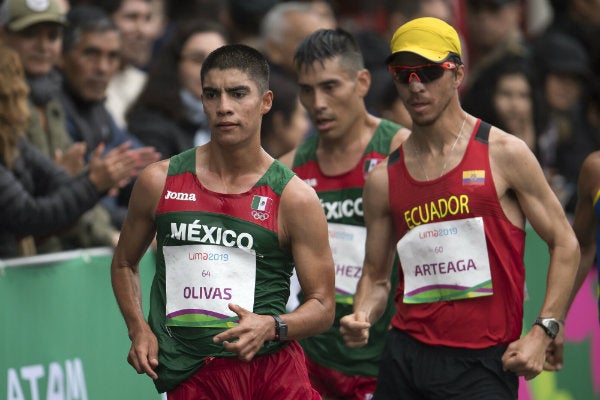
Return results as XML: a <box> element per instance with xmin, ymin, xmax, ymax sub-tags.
<box><xmin>8</xmin><ymin>14</ymin><xmax>65</xmax><ymax>31</ymax></box>
<box><xmin>386</xmin><ymin>48</ymin><xmax>451</xmax><ymax>64</ymax></box>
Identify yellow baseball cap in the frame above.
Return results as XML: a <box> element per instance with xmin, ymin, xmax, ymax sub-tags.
<box><xmin>386</xmin><ymin>17</ymin><xmax>462</xmax><ymax>64</ymax></box>
<box><xmin>0</xmin><ymin>0</ymin><xmax>65</xmax><ymax>32</ymax></box>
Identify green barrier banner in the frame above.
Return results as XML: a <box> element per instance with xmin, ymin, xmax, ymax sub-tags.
<box><xmin>1</xmin><ymin>227</ymin><xmax>599</xmax><ymax>399</ymax></box>
<box><xmin>0</xmin><ymin>249</ymin><xmax>163</xmax><ymax>400</ymax></box>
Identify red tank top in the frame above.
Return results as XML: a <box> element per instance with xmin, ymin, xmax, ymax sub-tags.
<box><xmin>388</xmin><ymin>119</ymin><xmax>525</xmax><ymax>348</ymax></box>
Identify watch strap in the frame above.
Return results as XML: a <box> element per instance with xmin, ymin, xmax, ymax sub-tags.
<box><xmin>272</xmin><ymin>314</ymin><xmax>286</xmax><ymax>341</ymax></box>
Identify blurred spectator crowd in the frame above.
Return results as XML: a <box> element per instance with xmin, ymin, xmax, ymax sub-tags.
<box><xmin>0</xmin><ymin>0</ymin><xmax>598</xmax><ymax>258</ymax></box>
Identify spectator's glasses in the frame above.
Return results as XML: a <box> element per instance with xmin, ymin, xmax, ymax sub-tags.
<box><xmin>388</xmin><ymin>61</ymin><xmax>458</xmax><ymax>84</ymax></box>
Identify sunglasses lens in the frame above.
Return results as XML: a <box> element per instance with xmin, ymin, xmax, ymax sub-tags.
<box><xmin>389</xmin><ymin>64</ymin><xmax>447</xmax><ymax>84</ymax></box>
<box><xmin>393</xmin><ymin>69</ymin><xmax>411</xmax><ymax>82</ymax></box>
<box><xmin>419</xmin><ymin>65</ymin><xmax>445</xmax><ymax>82</ymax></box>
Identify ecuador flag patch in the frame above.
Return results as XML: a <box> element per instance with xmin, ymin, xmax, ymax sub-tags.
<box><xmin>462</xmin><ymin>170</ymin><xmax>485</xmax><ymax>186</ymax></box>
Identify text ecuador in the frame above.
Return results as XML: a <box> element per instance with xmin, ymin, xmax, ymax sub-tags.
<box><xmin>405</xmin><ymin>195</ymin><xmax>470</xmax><ymax>229</ymax></box>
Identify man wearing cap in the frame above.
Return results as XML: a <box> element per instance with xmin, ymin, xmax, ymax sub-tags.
<box><xmin>0</xmin><ymin>0</ymin><xmax>79</xmax><ymax>170</ymax></box>
<box><xmin>0</xmin><ymin>0</ymin><xmax>66</xmax><ymax>30</ymax></box>
<box><xmin>340</xmin><ymin>17</ymin><xmax>579</xmax><ymax>399</ymax></box>
<box><xmin>0</xmin><ymin>0</ymin><xmax>125</xmax><ymax>253</ymax></box>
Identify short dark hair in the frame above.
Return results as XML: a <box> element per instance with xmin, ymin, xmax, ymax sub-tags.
<box><xmin>294</xmin><ymin>28</ymin><xmax>364</xmax><ymax>74</ymax></box>
<box><xmin>62</xmin><ymin>5</ymin><xmax>118</xmax><ymax>54</ymax></box>
<box><xmin>201</xmin><ymin>44</ymin><xmax>270</xmax><ymax>93</ymax></box>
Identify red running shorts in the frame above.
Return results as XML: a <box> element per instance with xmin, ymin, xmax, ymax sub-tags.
<box><xmin>167</xmin><ymin>340</ymin><xmax>321</xmax><ymax>400</ymax></box>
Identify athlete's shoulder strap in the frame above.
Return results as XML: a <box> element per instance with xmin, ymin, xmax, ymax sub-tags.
<box><xmin>256</xmin><ymin>160</ymin><xmax>296</xmax><ymax>196</ymax></box>
<box><xmin>475</xmin><ymin>120</ymin><xmax>492</xmax><ymax>145</ymax></box>
<box><xmin>388</xmin><ymin>147</ymin><xmax>402</xmax><ymax>166</ymax></box>
<box><xmin>167</xmin><ymin>147</ymin><xmax>196</xmax><ymax>175</ymax></box>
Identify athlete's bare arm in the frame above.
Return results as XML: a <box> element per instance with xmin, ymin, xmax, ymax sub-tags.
<box><xmin>213</xmin><ymin>175</ymin><xmax>335</xmax><ymax>360</ymax></box>
<box><xmin>111</xmin><ymin>160</ymin><xmax>168</xmax><ymax>380</ymax></box>
<box><xmin>491</xmin><ymin>129</ymin><xmax>579</xmax><ymax>380</ymax></box>
<box><xmin>279</xmin><ymin>175</ymin><xmax>336</xmax><ymax>334</ymax></box>
<box><xmin>340</xmin><ymin>161</ymin><xmax>397</xmax><ymax>348</ymax></box>
<box><xmin>570</xmin><ymin>152</ymin><xmax>600</xmax><ymax>311</ymax></box>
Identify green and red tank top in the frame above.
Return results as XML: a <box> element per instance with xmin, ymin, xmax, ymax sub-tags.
<box><xmin>293</xmin><ymin>119</ymin><xmax>401</xmax><ymax>377</ymax></box>
<box><xmin>388</xmin><ymin>119</ymin><xmax>526</xmax><ymax>348</ymax></box>
<box><xmin>148</xmin><ymin>147</ymin><xmax>295</xmax><ymax>392</ymax></box>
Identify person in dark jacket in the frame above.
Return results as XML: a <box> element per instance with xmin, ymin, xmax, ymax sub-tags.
<box><xmin>0</xmin><ymin>0</ymin><xmax>125</xmax><ymax>253</ymax></box>
<box><xmin>127</xmin><ymin>20</ymin><xmax>228</xmax><ymax>159</ymax></box>
<box><xmin>57</xmin><ymin>5</ymin><xmax>160</xmax><ymax>228</ymax></box>
<box><xmin>0</xmin><ymin>45</ymin><xmax>135</xmax><ymax>258</ymax></box>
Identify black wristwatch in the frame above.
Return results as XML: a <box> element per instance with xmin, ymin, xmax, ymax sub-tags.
<box><xmin>533</xmin><ymin>317</ymin><xmax>560</xmax><ymax>339</ymax></box>
<box><xmin>272</xmin><ymin>315</ymin><xmax>288</xmax><ymax>341</ymax></box>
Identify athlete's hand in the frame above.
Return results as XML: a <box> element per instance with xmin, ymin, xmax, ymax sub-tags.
<box><xmin>213</xmin><ymin>303</ymin><xmax>274</xmax><ymax>362</ymax></box>
<box><xmin>340</xmin><ymin>311</ymin><xmax>371</xmax><ymax>348</ymax></box>
<box><xmin>501</xmin><ymin>327</ymin><xmax>552</xmax><ymax>380</ymax></box>
<box><xmin>127</xmin><ymin>324</ymin><xmax>159</xmax><ymax>380</ymax></box>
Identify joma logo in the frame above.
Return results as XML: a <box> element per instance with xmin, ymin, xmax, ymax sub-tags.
<box><xmin>164</xmin><ymin>190</ymin><xmax>197</xmax><ymax>201</ymax></box>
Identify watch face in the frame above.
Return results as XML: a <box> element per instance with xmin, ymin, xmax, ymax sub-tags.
<box><xmin>273</xmin><ymin>315</ymin><xmax>288</xmax><ymax>341</ymax></box>
<box><xmin>544</xmin><ymin>319</ymin><xmax>559</xmax><ymax>336</ymax></box>
<box><xmin>537</xmin><ymin>318</ymin><xmax>559</xmax><ymax>338</ymax></box>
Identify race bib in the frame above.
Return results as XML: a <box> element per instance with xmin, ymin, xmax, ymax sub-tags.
<box><xmin>164</xmin><ymin>244</ymin><xmax>256</xmax><ymax>327</ymax></box>
<box><xmin>329</xmin><ymin>222</ymin><xmax>367</xmax><ymax>304</ymax></box>
<box><xmin>396</xmin><ymin>217</ymin><xmax>493</xmax><ymax>304</ymax></box>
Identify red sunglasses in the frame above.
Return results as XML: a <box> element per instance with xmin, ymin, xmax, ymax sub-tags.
<box><xmin>388</xmin><ymin>61</ymin><xmax>458</xmax><ymax>84</ymax></box>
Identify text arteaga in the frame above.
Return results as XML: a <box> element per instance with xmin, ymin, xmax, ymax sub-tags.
<box><xmin>170</xmin><ymin>220</ymin><xmax>254</xmax><ymax>249</ymax></box>
<box><xmin>414</xmin><ymin>259</ymin><xmax>477</xmax><ymax>276</ymax></box>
